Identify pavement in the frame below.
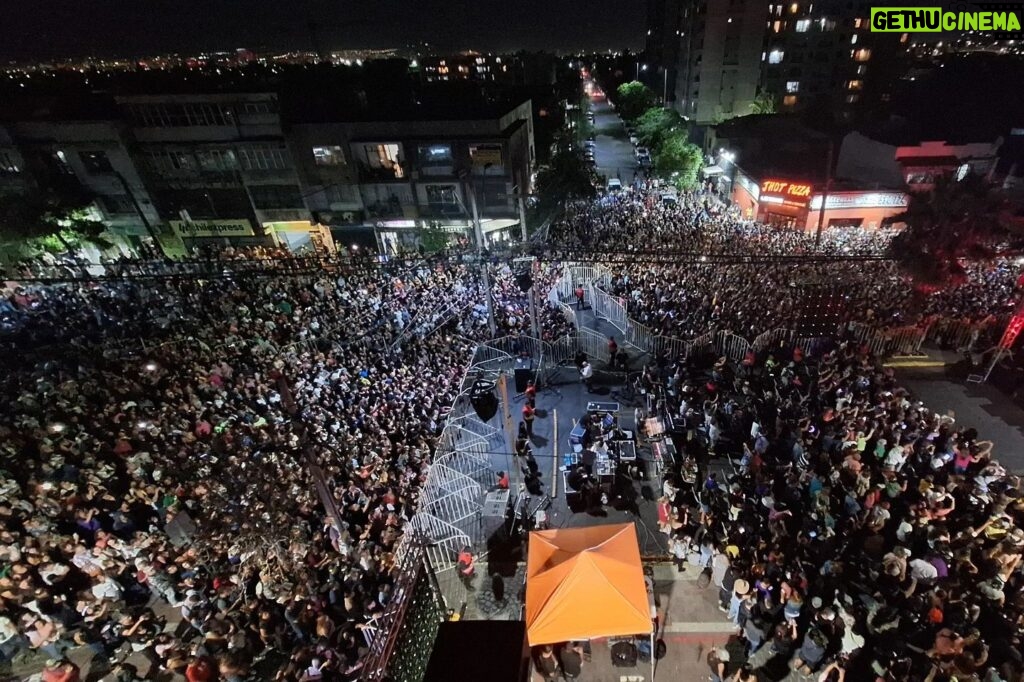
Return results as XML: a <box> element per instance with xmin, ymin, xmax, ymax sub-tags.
<box><xmin>587</xmin><ymin>95</ymin><xmax>639</xmax><ymax>188</ymax></box>
<box><xmin>900</xmin><ymin>366</ymin><xmax>1024</xmax><ymax>474</ymax></box>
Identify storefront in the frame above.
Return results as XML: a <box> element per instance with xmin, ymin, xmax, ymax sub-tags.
<box><xmin>730</xmin><ymin>169</ymin><xmax>908</xmax><ymax>232</ymax></box>
<box><xmin>263</xmin><ymin>221</ymin><xmax>336</xmax><ymax>255</ymax></box>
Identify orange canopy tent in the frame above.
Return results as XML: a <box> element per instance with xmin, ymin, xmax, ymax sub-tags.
<box><xmin>525</xmin><ymin>523</ymin><xmax>653</xmax><ymax>647</ymax></box>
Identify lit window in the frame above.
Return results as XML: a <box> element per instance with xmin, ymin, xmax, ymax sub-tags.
<box><xmin>773</xmin><ymin>20</ymin><xmax>782</xmax><ymax>32</ymax></box>
<box><xmin>790</xmin><ymin>2</ymin><xmax>799</xmax><ymax>12</ymax></box>
<box><xmin>847</xmin><ymin>80</ymin><xmax>863</xmax><ymax>90</ymax></box>
<box><xmin>795</xmin><ymin>19</ymin><xmax>811</xmax><ymax>32</ymax></box>
<box><xmin>851</xmin><ymin>34</ymin><xmax>858</xmax><ymax>44</ymax></box>
<box><xmin>853</xmin><ymin>48</ymin><xmax>871</xmax><ymax>61</ymax></box>
<box><xmin>419</xmin><ymin>144</ymin><xmax>453</xmax><ymax>164</ymax></box>
<box><xmin>768</xmin><ymin>49</ymin><xmax>785</xmax><ymax>64</ymax></box>
<box><xmin>312</xmin><ymin>145</ymin><xmax>346</xmax><ymax>166</ymax></box>
<box><xmin>783</xmin><ymin>95</ymin><xmax>798</xmax><ymax>106</ymax></box>
<box><xmin>846</xmin><ymin>94</ymin><xmax>860</xmax><ymax>103</ymax></box>
<box><xmin>786</xmin><ymin>81</ymin><xmax>800</xmax><ymax>93</ymax></box>
<box><xmin>854</xmin><ymin>18</ymin><xmax>862</xmax><ymax>28</ymax></box>
<box><xmin>857</xmin><ymin>65</ymin><xmax>866</xmax><ymax>75</ymax></box>
<box><xmin>901</xmin><ymin>33</ymin><xmax>909</xmax><ymax>43</ymax></box>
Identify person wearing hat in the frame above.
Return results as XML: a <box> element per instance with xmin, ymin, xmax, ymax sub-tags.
<box><xmin>729</xmin><ymin>578</ymin><xmax>753</xmax><ymax>627</ymax></box>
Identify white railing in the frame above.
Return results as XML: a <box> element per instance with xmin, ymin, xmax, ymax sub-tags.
<box><xmin>547</xmin><ymin>262</ymin><xmax>934</xmax><ymax>360</ymax></box>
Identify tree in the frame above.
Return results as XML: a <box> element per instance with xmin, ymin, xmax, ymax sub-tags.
<box><xmin>635</xmin><ymin>107</ymin><xmax>687</xmax><ymax>150</ymax></box>
<box><xmin>615</xmin><ymin>81</ymin><xmax>658</xmax><ymax>122</ymax></box>
<box><xmin>889</xmin><ymin>174</ymin><xmax>1010</xmax><ymax>285</ymax></box>
<box><xmin>750</xmin><ymin>90</ymin><xmax>777</xmax><ymax>115</ymax></box>
<box><xmin>0</xmin><ymin>187</ymin><xmax>107</xmax><ymax>258</ymax></box>
<box><xmin>534</xmin><ymin>150</ymin><xmax>597</xmax><ymax>215</ymax></box>
<box><xmin>654</xmin><ymin>134</ymin><xmax>703</xmax><ymax>190</ymax></box>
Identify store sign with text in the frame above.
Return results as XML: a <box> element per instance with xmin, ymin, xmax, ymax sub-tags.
<box><xmin>169</xmin><ymin>219</ymin><xmax>255</xmax><ymax>238</ymax></box>
<box><xmin>760</xmin><ymin>180</ymin><xmax>813</xmax><ymax>204</ymax></box>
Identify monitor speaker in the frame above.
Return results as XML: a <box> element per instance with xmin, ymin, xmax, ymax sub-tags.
<box><xmin>470</xmin><ymin>379</ymin><xmax>498</xmax><ymax>421</ymax></box>
<box><xmin>514</xmin><ymin>270</ymin><xmax>533</xmax><ymax>292</ymax></box>
<box><xmin>514</xmin><ymin>368</ymin><xmax>535</xmax><ymax>393</ymax></box>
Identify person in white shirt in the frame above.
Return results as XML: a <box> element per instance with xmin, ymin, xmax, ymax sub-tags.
<box><xmin>580</xmin><ymin>361</ymin><xmax>594</xmax><ymax>391</ymax></box>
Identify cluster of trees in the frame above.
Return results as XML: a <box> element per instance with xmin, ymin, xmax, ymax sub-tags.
<box><xmin>889</xmin><ymin>174</ymin><xmax>1020</xmax><ymax>286</ymax></box>
<box><xmin>0</xmin><ymin>186</ymin><xmax>110</xmax><ymax>258</ymax></box>
<box><xmin>616</xmin><ymin>81</ymin><xmax>703</xmax><ymax>190</ymax></box>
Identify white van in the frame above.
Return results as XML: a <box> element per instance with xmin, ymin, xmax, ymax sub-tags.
<box><xmin>606</xmin><ymin>178</ymin><xmax>623</xmax><ymax>192</ymax></box>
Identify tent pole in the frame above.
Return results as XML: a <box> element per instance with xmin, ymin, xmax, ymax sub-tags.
<box><xmin>650</xmin><ymin>629</ymin><xmax>655</xmax><ymax>680</ymax></box>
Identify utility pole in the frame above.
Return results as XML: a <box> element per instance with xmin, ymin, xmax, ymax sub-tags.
<box><xmin>463</xmin><ymin>175</ymin><xmax>497</xmax><ymax>337</ymax></box>
<box><xmin>662</xmin><ymin>68</ymin><xmax>668</xmax><ymax>107</ymax></box>
<box><xmin>515</xmin><ymin>174</ymin><xmax>529</xmax><ymax>242</ymax></box>
<box><xmin>113</xmin><ymin>171</ymin><xmax>165</xmax><ymax>258</ymax></box>
<box><xmin>814</xmin><ymin>139</ymin><xmax>834</xmax><ymax>247</ymax></box>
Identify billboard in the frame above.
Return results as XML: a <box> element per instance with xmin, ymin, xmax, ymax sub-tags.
<box><xmin>169</xmin><ymin>219</ymin><xmax>255</xmax><ymax>238</ymax></box>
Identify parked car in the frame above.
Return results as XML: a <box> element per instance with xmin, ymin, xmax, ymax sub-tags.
<box><xmin>629</xmin><ymin>134</ymin><xmax>639</xmax><ymax>146</ymax></box>
<box><xmin>637</xmin><ymin>151</ymin><xmax>652</xmax><ymax>167</ymax></box>
<box><xmin>660</xmin><ymin>190</ymin><xmax>678</xmax><ymax>205</ymax></box>
<box><xmin>584</xmin><ymin>140</ymin><xmax>597</xmax><ymax>150</ymax></box>
<box><xmin>606</xmin><ymin>178</ymin><xmax>623</xmax><ymax>192</ymax></box>
<box><xmin>635</xmin><ymin>146</ymin><xmax>650</xmax><ymax>159</ymax></box>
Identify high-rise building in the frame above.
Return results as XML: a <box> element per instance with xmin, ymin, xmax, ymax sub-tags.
<box><xmin>659</xmin><ymin>0</ymin><xmax>905</xmax><ymax>125</ymax></box>
<box><xmin>645</xmin><ymin>0</ymin><xmax>685</xmax><ymax>105</ymax></box>
<box><xmin>762</xmin><ymin>0</ymin><xmax>905</xmax><ymax>120</ymax></box>
<box><xmin>674</xmin><ymin>0</ymin><xmax>769</xmax><ymax>124</ymax></box>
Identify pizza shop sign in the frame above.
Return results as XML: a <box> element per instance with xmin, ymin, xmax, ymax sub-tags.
<box><xmin>760</xmin><ymin>180</ymin><xmax>813</xmax><ymax>202</ymax></box>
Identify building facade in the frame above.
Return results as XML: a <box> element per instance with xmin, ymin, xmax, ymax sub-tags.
<box><xmin>731</xmin><ymin>167</ymin><xmax>908</xmax><ymax>230</ymax></box>
<box><xmin>0</xmin><ymin>88</ymin><xmax>534</xmax><ymax>256</ymax></box>
<box><xmin>761</xmin><ymin>0</ymin><xmax>906</xmax><ymax>120</ymax></box>
<box><xmin>0</xmin><ymin>117</ymin><xmax>162</xmax><ymax>251</ymax></box>
<box><xmin>116</xmin><ymin>93</ymin><xmax>309</xmax><ymax>251</ymax></box>
<box><xmin>291</xmin><ymin>100</ymin><xmax>535</xmax><ymax>251</ymax></box>
<box><xmin>660</xmin><ymin>0</ymin><xmax>906</xmax><ymax>125</ymax></box>
<box><xmin>837</xmin><ymin>131</ymin><xmax>1002</xmax><ymax>191</ymax></box>
<box><xmin>675</xmin><ymin>0</ymin><xmax>768</xmax><ymax>124</ymax></box>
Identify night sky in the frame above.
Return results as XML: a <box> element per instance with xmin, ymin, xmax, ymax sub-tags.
<box><xmin>4</xmin><ymin>0</ymin><xmax>644</xmax><ymax>60</ymax></box>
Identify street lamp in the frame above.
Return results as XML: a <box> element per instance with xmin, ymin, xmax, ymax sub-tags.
<box><xmin>636</xmin><ymin>62</ymin><xmax>647</xmax><ymax>81</ymax></box>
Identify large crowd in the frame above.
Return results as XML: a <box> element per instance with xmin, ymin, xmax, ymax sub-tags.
<box><xmin>648</xmin><ymin>330</ymin><xmax>1024</xmax><ymax>682</ymax></box>
<box><xmin>550</xmin><ymin>192</ymin><xmax>1019</xmax><ymax>342</ymax></box>
<box><xmin>0</xmin><ymin>248</ymin><xmax>575</xmax><ymax>682</ymax></box>
<box><xmin>2</xmin><ymin>183</ymin><xmax>1023</xmax><ymax>682</ymax></box>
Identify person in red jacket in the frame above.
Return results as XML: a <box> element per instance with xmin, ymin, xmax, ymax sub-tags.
<box><xmin>522</xmin><ymin>402</ymin><xmax>536</xmax><ymax>437</ymax></box>
<box><xmin>185</xmin><ymin>655</ymin><xmax>218</xmax><ymax>682</ymax></box>
<box><xmin>41</xmin><ymin>659</ymin><xmax>80</xmax><ymax>682</ymax></box>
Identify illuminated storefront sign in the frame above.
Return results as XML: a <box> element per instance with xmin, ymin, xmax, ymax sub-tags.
<box><xmin>760</xmin><ymin>180</ymin><xmax>813</xmax><ymax>202</ymax></box>
<box><xmin>809</xmin><ymin>192</ymin><xmax>908</xmax><ymax>210</ymax></box>
<box><xmin>169</xmin><ymin>219</ymin><xmax>254</xmax><ymax>238</ymax></box>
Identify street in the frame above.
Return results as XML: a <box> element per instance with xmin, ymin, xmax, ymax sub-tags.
<box><xmin>587</xmin><ymin>94</ymin><xmax>640</xmax><ymax>188</ymax></box>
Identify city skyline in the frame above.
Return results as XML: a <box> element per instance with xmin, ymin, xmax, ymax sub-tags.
<box><xmin>4</xmin><ymin>0</ymin><xmax>645</xmax><ymax>61</ymax></box>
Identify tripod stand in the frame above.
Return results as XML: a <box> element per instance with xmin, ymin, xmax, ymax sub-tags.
<box><xmin>535</xmin><ymin>364</ymin><xmax>563</xmax><ymax>399</ymax></box>
<box><xmin>610</xmin><ymin>371</ymin><xmax>640</xmax><ymax>406</ymax></box>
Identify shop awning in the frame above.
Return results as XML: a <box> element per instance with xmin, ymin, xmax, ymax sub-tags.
<box><xmin>525</xmin><ymin>523</ymin><xmax>652</xmax><ymax>646</ymax></box>
<box><xmin>479</xmin><ymin>218</ymin><xmax>520</xmax><ymax>234</ymax></box>
<box><xmin>702</xmin><ymin>164</ymin><xmax>725</xmax><ymax>176</ymax></box>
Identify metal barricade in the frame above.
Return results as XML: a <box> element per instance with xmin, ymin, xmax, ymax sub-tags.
<box><xmin>589</xmin><ymin>286</ymin><xmax>630</xmax><ymax>334</ymax></box>
<box><xmin>714</xmin><ymin>331</ymin><xmax>752</xmax><ymax>364</ymax></box>
<box><xmin>751</xmin><ymin>329</ymin><xmax>795</xmax><ymax>354</ymax></box>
